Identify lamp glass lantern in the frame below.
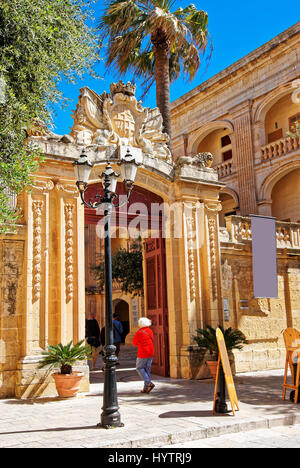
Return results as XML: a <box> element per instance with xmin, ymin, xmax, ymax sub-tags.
<box><xmin>73</xmin><ymin>149</ymin><xmax>93</xmax><ymax>188</ymax></box>
<box><xmin>119</xmin><ymin>149</ymin><xmax>140</xmax><ymax>193</ymax></box>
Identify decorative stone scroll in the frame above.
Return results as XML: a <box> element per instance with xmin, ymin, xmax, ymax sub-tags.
<box><xmin>31</xmin><ymin>180</ymin><xmax>55</xmax><ymax>193</ymax></box>
<box><xmin>55</xmin><ymin>182</ymin><xmax>78</xmax><ymax>195</ymax></box>
<box><xmin>64</xmin><ymin>203</ymin><xmax>75</xmax><ymax>303</ymax></box>
<box><xmin>32</xmin><ymin>200</ymin><xmax>44</xmax><ymax>302</ymax></box>
<box><xmin>208</xmin><ymin>217</ymin><xmax>218</xmax><ymax>299</ymax></box>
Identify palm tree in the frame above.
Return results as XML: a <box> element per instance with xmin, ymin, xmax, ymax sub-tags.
<box><xmin>97</xmin><ymin>0</ymin><xmax>210</xmax><ymax>142</ymax></box>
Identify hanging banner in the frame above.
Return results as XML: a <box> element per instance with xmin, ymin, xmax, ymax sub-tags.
<box><xmin>251</xmin><ymin>215</ymin><xmax>277</xmax><ymax>298</ymax></box>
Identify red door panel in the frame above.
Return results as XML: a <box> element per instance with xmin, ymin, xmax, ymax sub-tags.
<box><xmin>144</xmin><ymin>237</ymin><xmax>169</xmax><ymax>377</ymax></box>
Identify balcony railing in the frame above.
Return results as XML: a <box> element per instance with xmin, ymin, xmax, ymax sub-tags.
<box><xmin>224</xmin><ymin>215</ymin><xmax>300</xmax><ymax>250</ymax></box>
<box><xmin>214</xmin><ymin>160</ymin><xmax>233</xmax><ymax>178</ymax></box>
<box><xmin>261</xmin><ymin>136</ymin><xmax>300</xmax><ymax>161</ymax></box>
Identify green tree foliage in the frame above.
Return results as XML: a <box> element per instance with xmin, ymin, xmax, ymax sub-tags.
<box><xmin>91</xmin><ymin>240</ymin><xmax>144</xmax><ymax>296</ymax></box>
<box><xmin>97</xmin><ymin>0</ymin><xmax>210</xmax><ymax>138</ymax></box>
<box><xmin>0</xmin><ymin>0</ymin><xmax>98</xmax><ymax>232</ymax></box>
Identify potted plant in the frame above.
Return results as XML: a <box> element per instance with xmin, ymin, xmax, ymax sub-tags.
<box><xmin>38</xmin><ymin>340</ymin><xmax>92</xmax><ymax>397</ymax></box>
<box><xmin>193</xmin><ymin>325</ymin><xmax>248</xmax><ymax>380</ymax></box>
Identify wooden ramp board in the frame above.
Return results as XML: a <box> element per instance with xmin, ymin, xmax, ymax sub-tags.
<box><xmin>213</xmin><ymin>328</ymin><xmax>239</xmax><ymax>416</ymax></box>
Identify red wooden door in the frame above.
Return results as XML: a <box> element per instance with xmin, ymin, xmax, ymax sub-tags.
<box><xmin>144</xmin><ymin>237</ymin><xmax>169</xmax><ymax>377</ymax></box>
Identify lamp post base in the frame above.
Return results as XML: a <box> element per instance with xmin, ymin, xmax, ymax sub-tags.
<box><xmin>97</xmin><ymin>420</ymin><xmax>124</xmax><ymax>430</ymax></box>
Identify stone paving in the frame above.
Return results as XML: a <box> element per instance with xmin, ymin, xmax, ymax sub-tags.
<box><xmin>0</xmin><ymin>345</ymin><xmax>300</xmax><ymax>448</ymax></box>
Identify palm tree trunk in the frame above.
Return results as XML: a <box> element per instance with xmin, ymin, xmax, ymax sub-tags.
<box><xmin>152</xmin><ymin>29</ymin><xmax>172</xmax><ymax>148</ymax></box>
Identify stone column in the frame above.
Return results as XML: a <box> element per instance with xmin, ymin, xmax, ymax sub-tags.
<box><xmin>230</xmin><ymin>101</ymin><xmax>257</xmax><ymax>216</ymax></box>
<box><xmin>202</xmin><ymin>199</ymin><xmax>224</xmax><ymax>328</ymax></box>
<box><xmin>55</xmin><ymin>181</ymin><xmax>86</xmax><ymax>346</ymax></box>
<box><xmin>168</xmin><ymin>166</ymin><xmax>224</xmax><ymax>379</ymax></box>
<box><xmin>257</xmin><ymin>199</ymin><xmax>273</xmax><ymax>217</ymax></box>
<box><xmin>15</xmin><ymin>177</ymin><xmax>88</xmax><ymax>398</ymax></box>
<box><xmin>16</xmin><ymin>179</ymin><xmax>54</xmax><ymax>398</ymax></box>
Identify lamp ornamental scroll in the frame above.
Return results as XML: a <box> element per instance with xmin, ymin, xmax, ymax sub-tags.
<box><xmin>73</xmin><ymin>147</ymin><xmax>141</xmax><ymax>429</ymax></box>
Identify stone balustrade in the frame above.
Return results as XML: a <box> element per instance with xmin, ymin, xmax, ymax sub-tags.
<box><xmin>224</xmin><ymin>215</ymin><xmax>300</xmax><ymax>249</ymax></box>
<box><xmin>261</xmin><ymin>136</ymin><xmax>300</xmax><ymax>161</ymax></box>
<box><xmin>214</xmin><ymin>159</ymin><xmax>233</xmax><ymax>178</ymax></box>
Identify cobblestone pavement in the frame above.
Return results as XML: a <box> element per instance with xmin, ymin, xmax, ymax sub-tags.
<box><xmin>160</xmin><ymin>424</ymin><xmax>300</xmax><ymax>448</ymax></box>
<box><xmin>1</xmin><ymin>345</ymin><xmax>300</xmax><ymax>448</ymax></box>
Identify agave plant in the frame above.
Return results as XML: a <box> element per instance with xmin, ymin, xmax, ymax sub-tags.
<box><xmin>193</xmin><ymin>325</ymin><xmax>248</xmax><ymax>356</ymax></box>
<box><xmin>38</xmin><ymin>340</ymin><xmax>92</xmax><ymax>375</ymax></box>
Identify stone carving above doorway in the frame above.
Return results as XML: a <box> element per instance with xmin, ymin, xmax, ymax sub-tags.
<box><xmin>71</xmin><ymin>81</ymin><xmax>172</xmax><ymax>163</ymax></box>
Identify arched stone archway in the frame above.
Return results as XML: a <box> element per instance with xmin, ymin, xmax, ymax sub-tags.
<box><xmin>187</xmin><ymin>120</ymin><xmax>234</xmax><ymax>156</ymax></box>
<box><xmin>271</xmin><ymin>170</ymin><xmax>300</xmax><ymax>222</ymax></box>
<box><xmin>1</xmin><ymin>82</ymin><xmax>225</xmax><ymax>398</ymax></box>
<box><xmin>254</xmin><ymin>81</ymin><xmax>297</xmax><ymax>125</ymax></box>
<box><xmin>259</xmin><ymin>159</ymin><xmax>300</xmax><ymax>201</ymax></box>
<box><xmin>253</xmin><ymin>81</ymin><xmax>298</xmax><ymax>148</ymax></box>
<box><xmin>258</xmin><ymin>160</ymin><xmax>300</xmax><ymax>218</ymax></box>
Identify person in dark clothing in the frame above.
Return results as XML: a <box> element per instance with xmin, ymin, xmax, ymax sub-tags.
<box><xmin>85</xmin><ymin>313</ymin><xmax>101</xmax><ymax>370</ymax></box>
<box><xmin>113</xmin><ymin>312</ymin><xmax>123</xmax><ymax>360</ymax></box>
<box><xmin>100</xmin><ymin>313</ymin><xmax>124</xmax><ymax>369</ymax></box>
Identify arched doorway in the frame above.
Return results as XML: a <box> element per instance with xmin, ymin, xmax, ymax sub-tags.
<box><xmin>84</xmin><ymin>181</ymin><xmax>170</xmax><ymax>376</ymax></box>
<box><xmin>113</xmin><ymin>299</ymin><xmax>130</xmax><ymax>343</ymax></box>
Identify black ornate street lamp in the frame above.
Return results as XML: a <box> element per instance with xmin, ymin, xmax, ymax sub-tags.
<box><xmin>73</xmin><ymin>147</ymin><xmax>141</xmax><ymax>428</ymax></box>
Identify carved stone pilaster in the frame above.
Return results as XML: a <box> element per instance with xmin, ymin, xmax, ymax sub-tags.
<box><xmin>208</xmin><ymin>217</ymin><xmax>218</xmax><ymax>299</ymax></box>
<box><xmin>186</xmin><ymin>215</ymin><xmax>196</xmax><ymax>301</ymax></box>
<box><xmin>32</xmin><ymin>200</ymin><xmax>44</xmax><ymax>302</ymax></box>
<box><xmin>64</xmin><ymin>203</ymin><xmax>75</xmax><ymax>303</ymax></box>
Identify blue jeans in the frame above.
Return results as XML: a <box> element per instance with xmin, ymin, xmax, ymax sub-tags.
<box><xmin>136</xmin><ymin>357</ymin><xmax>153</xmax><ymax>389</ymax></box>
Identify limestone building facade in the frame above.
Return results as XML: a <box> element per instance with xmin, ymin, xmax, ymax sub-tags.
<box><xmin>171</xmin><ymin>22</ymin><xmax>300</xmax><ymax>373</ymax></box>
<box><xmin>1</xmin><ymin>24</ymin><xmax>300</xmax><ymax>399</ymax></box>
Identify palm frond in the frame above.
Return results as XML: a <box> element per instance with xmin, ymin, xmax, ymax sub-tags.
<box><xmin>193</xmin><ymin>325</ymin><xmax>248</xmax><ymax>354</ymax></box>
<box><xmin>97</xmin><ymin>0</ymin><xmax>211</xmax><ymax>95</ymax></box>
<box><xmin>38</xmin><ymin>341</ymin><xmax>92</xmax><ymax>373</ymax></box>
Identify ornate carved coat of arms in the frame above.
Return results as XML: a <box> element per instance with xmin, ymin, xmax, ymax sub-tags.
<box><xmin>70</xmin><ymin>81</ymin><xmax>172</xmax><ymax>163</ymax></box>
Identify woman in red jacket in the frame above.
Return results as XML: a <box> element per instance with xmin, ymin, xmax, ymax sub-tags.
<box><xmin>132</xmin><ymin>317</ymin><xmax>155</xmax><ymax>394</ymax></box>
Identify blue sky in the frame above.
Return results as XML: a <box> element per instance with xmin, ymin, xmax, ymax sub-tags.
<box><xmin>52</xmin><ymin>0</ymin><xmax>298</xmax><ymax>135</ymax></box>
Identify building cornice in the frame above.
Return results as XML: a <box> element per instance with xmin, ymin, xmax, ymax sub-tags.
<box><xmin>171</xmin><ymin>22</ymin><xmax>300</xmax><ymax>112</ymax></box>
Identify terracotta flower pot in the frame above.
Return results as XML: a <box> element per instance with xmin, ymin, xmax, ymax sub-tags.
<box><xmin>206</xmin><ymin>360</ymin><xmax>218</xmax><ymax>380</ymax></box>
<box><xmin>52</xmin><ymin>372</ymin><xmax>84</xmax><ymax>398</ymax></box>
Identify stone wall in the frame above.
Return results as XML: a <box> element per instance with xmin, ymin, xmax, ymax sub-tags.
<box><xmin>220</xmin><ymin>216</ymin><xmax>300</xmax><ymax>373</ymax></box>
<box><xmin>0</xmin><ymin>230</ymin><xmax>25</xmax><ymax>397</ymax></box>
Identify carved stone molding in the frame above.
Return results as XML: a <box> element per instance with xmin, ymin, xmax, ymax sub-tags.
<box><xmin>208</xmin><ymin>217</ymin><xmax>218</xmax><ymax>299</ymax></box>
<box><xmin>186</xmin><ymin>215</ymin><xmax>196</xmax><ymax>301</ymax></box>
<box><xmin>32</xmin><ymin>200</ymin><xmax>44</xmax><ymax>302</ymax></box>
<box><xmin>64</xmin><ymin>203</ymin><xmax>75</xmax><ymax>302</ymax></box>
<box><xmin>31</xmin><ymin>180</ymin><xmax>55</xmax><ymax>194</ymax></box>
<box><xmin>204</xmin><ymin>201</ymin><xmax>222</xmax><ymax>212</ymax></box>
<box><xmin>56</xmin><ymin>182</ymin><xmax>78</xmax><ymax>195</ymax></box>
